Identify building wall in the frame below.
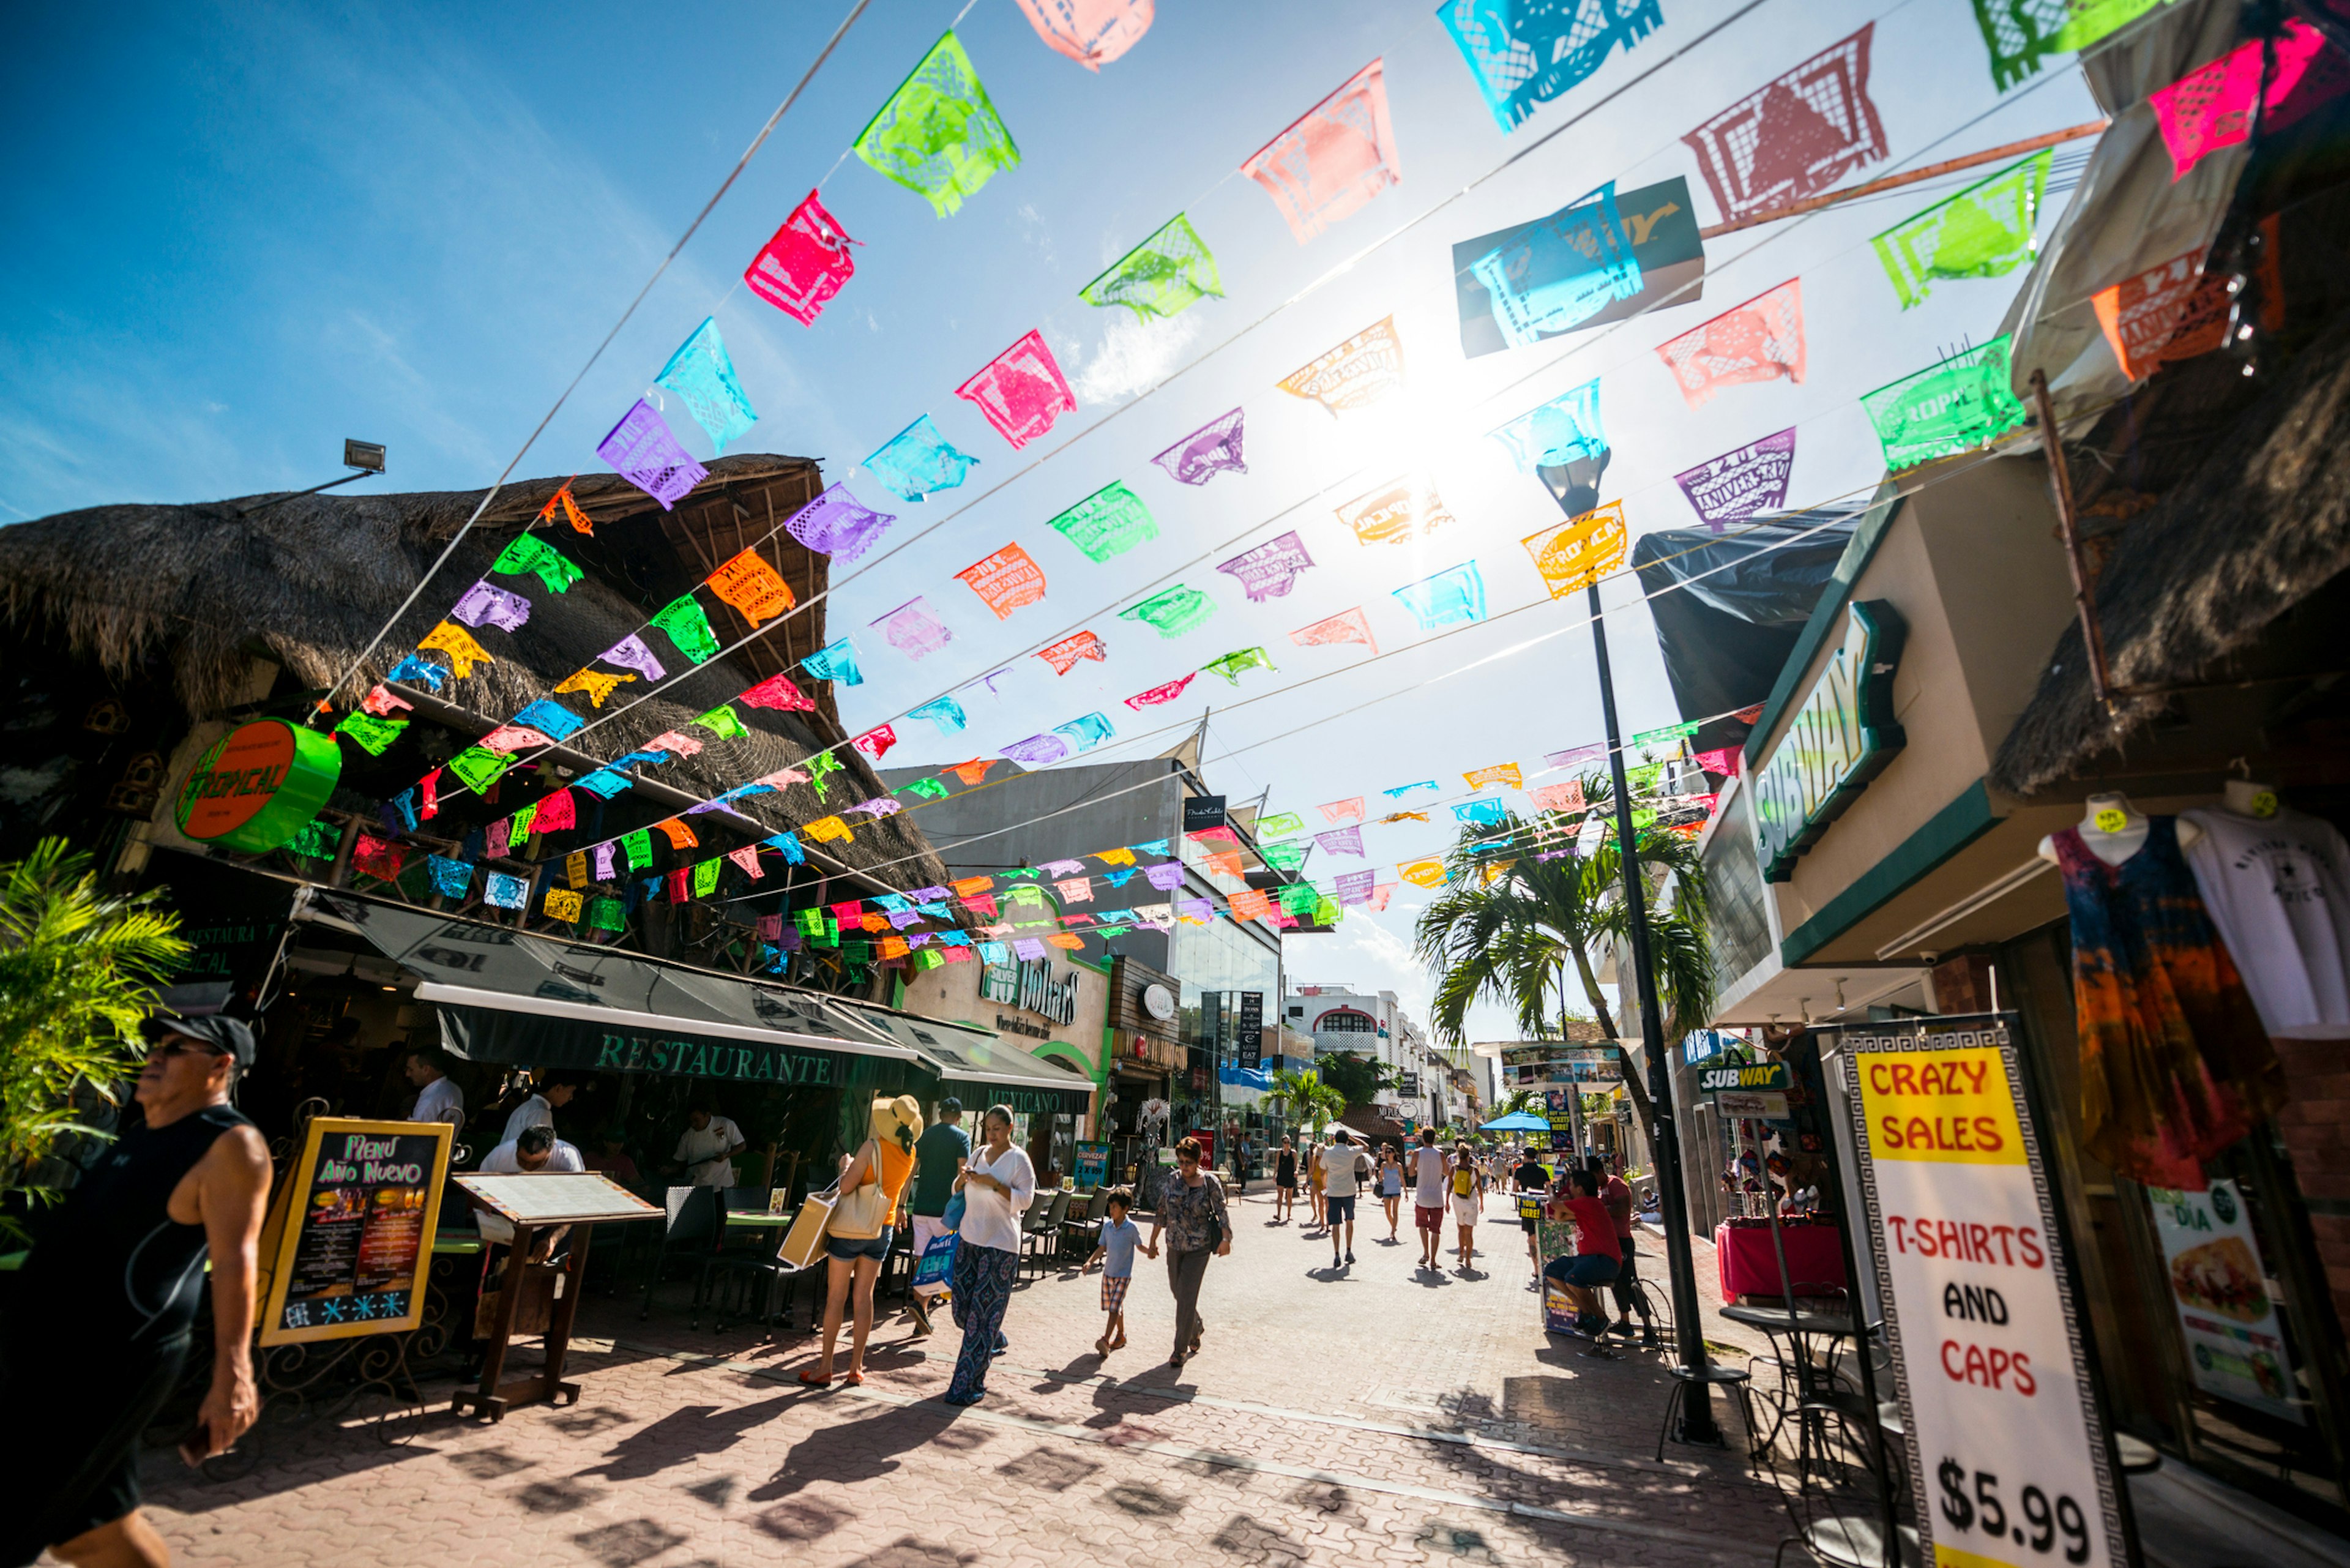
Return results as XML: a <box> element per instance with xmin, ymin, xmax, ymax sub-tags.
<box><xmin>893</xmin><ymin>950</ymin><xmax>1111</xmax><ymax>1124</ymax></box>
<box><xmin>1285</xmin><ymin>984</ymin><xmax>1439</xmax><ymax>1119</ymax></box>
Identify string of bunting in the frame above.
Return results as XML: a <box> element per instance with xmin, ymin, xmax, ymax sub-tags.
<box><xmin>324</xmin><ymin>0</ymin><xmax>2172</xmax><ymax>952</ymax></box>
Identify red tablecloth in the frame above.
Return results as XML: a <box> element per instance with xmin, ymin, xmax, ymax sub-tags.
<box><xmin>1715</xmin><ymin>1222</ymin><xmax>1848</xmax><ymax>1299</ymax></box>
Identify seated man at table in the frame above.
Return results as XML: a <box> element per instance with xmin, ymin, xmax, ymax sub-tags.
<box><xmin>480</xmin><ymin>1124</ymin><xmax>584</xmax><ymax>1174</ymax></box>
<box><xmin>583</xmin><ymin>1129</ymin><xmax>640</xmax><ymax>1185</ymax></box>
<box><xmin>1540</xmin><ymin>1168</ymin><xmax>1621</xmax><ymax>1358</ymax></box>
<box><xmin>1590</xmin><ymin>1155</ymin><xmax>1658</xmax><ymax>1348</ymax></box>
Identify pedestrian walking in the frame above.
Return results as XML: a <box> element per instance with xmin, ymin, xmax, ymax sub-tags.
<box><xmin>1589</xmin><ymin>1155</ymin><xmax>1658</xmax><ymax>1347</ymax></box>
<box><xmin>1376</xmin><ymin>1144</ymin><xmax>1404</xmax><ymax>1241</ymax></box>
<box><xmin>1316</xmin><ymin>1128</ymin><xmax>1371</xmax><ymax>1269</ymax></box>
<box><xmin>1</xmin><ymin>1015</ymin><xmax>271</xmax><ymax>1568</ymax></box>
<box><xmin>1082</xmin><ymin>1186</ymin><xmax>1147</xmax><ymax>1356</ymax></box>
<box><xmin>1540</xmin><ymin>1168</ymin><xmax>1622</xmax><ymax>1359</ymax></box>
<box><xmin>801</xmin><ymin>1096</ymin><xmax>921</xmax><ymax>1388</ymax></box>
<box><xmin>1305</xmin><ymin>1137</ymin><xmax>1327</xmax><ymax>1230</ymax></box>
<box><xmin>1449</xmin><ymin>1140</ymin><xmax>1485</xmax><ymax>1271</ymax></box>
<box><xmin>904</xmin><ymin>1097</ymin><xmax>969</xmax><ymax>1336</ymax></box>
<box><xmin>1409</xmin><ymin>1126</ymin><xmax>1448</xmax><ymax>1272</ymax></box>
<box><xmin>942</xmin><ymin>1105</ymin><xmax>1035</xmax><ymax>1407</ymax></box>
<box><xmin>1513</xmin><ymin>1148</ymin><xmax>1554</xmax><ymax>1277</ymax></box>
<box><xmin>1144</xmin><ymin>1137</ymin><xmax>1231</xmax><ymax>1372</ymax></box>
<box><xmin>1272</xmin><ymin>1138</ymin><xmax>1299</xmax><ymax>1225</ymax></box>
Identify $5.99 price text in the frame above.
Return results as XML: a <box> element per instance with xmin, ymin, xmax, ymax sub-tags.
<box><xmin>1937</xmin><ymin>1457</ymin><xmax>2089</xmax><ymax>1562</ymax></box>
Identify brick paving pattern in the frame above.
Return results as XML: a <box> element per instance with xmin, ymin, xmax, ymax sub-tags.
<box><xmin>110</xmin><ymin>1191</ymin><xmax>1797</xmax><ymax>1567</ymax></box>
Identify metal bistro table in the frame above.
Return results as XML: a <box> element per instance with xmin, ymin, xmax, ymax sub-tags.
<box><xmin>1719</xmin><ymin>1304</ymin><xmax>1884</xmax><ymax>1487</ymax></box>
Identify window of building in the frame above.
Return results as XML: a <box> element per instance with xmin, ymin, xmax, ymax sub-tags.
<box><xmin>1315</xmin><ymin>1009</ymin><xmax>1374</xmax><ymax>1032</ymax></box>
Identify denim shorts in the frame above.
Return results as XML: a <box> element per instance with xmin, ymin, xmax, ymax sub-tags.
<box><xmin>826</xmin><ymin>1224</ymin><xmax>893</xmax><ymax>1261</ymax></box>
<box><xmin>1325</xmin><ymin>1194</ymin><xmax>1357</xmax><ymax>1225</ymax></box>
<box><xmin>1543</xmin><ymin>1252</ymin><xmax>1620</xmax><ymax>1289</ymax></box>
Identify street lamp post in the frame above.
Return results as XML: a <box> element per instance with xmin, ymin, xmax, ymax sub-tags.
<box><xmin>1585</xmin><ymin>578</ymin><xmax>1720</xmax><ymax>1444</ymax></box>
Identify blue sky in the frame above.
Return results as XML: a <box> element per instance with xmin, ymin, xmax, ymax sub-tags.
<box><xmin>1</xmin><ymin>0</ymin><xmax>2100</xmax><ymax>1039</ymax></box>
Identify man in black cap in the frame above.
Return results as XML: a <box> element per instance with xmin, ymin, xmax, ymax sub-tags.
<box><xmin>1</xmin><ymin>1013</ymin><xmax>272</xmax><ymax>1568</ymax></box>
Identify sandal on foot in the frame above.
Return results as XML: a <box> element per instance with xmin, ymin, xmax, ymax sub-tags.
<box><xmin>842</xmin><ymin>1371</ymin><xmax>865</xmax><ymax>1387</ymax></box>
<box><xmin>1095</xmin><ymin>1336</ymin><xmax>1110</xmax><ymax>1356</ymax></box>
<box><xmin>797</xmin><ymin>1368</ymin><xmax>833</xmax><ymax>1386</ymax></box>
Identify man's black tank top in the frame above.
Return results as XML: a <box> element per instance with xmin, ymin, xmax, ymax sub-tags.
<box><xmin>10</xmin><ymin>1103</ymin><xmax>254</xmax><ymax>1351</ymax></box>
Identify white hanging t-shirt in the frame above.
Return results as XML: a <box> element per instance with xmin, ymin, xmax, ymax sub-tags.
<box><xmin>2182</xmin><ymin>805</ymin><xmax>2350</xmax><ymax>1038</ymax></box>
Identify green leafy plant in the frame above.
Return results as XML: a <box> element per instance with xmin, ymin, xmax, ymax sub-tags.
<box><xmin>1263</xmin><ymin>1064</ymin><xmax>1346</xmax><ymax>1133</ymax></box>
<box><xmin>1412</xmin><ymin>783</ymin><xmax>1714</xmax><ymax>1143</ymax></box>
<box><xmin>1313</xmin><ymin>1050</ymin><xmax>1400</xmax><ymax>1110</ymax></box>
<box><xmin>0</xmin><ymin>839</ymin><xmax>189</xmax><ymax>1238</ymax></box>
<box><xmin>1493</xmin><ymin>1086</ymin><xmax>1546</xmax><ymax>1120</ymax></box>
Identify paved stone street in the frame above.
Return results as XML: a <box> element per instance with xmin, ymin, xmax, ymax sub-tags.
<box><xmin>125</xmin><ymin>1192</ymin><xmax>1795</xmax><ymax>1568</ymax></box>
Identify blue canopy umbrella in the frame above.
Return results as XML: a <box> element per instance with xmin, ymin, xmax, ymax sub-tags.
<box><xmin>1478</xmin><ymin>1110</ymin><xmax>1551</xmax><ymax>1132</ymax></box>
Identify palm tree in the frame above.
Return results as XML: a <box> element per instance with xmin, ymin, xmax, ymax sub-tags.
<box><xmin>1263</xmin><ymin>1064</ymin><xmax>1348</xmax><ymax>1137</ymax></box>
<box><xmin>1263</xmin><ymin>1065</ymin><xmax>1317</xmax><ymax>1126</ymax></box>
<box><xmin>1411</xmin><ymin>778</ymin><xmax>1715</xmax><ymax>1144</ymax></box>
<box><xmin>0</xmin><ymin>839</ymin><xmax>189</xmax><ymax>1239</ymax></box>
<box><xmin>1493</xmin><ymin>1087</ymin><xmax>1547</xmax><ymax>1121</ymax></box>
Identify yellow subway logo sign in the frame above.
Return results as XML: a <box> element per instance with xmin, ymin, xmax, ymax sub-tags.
<box><xmin>1698</xmin><ymin>1061</ymin><xmax>1790</xmax><ymax>1094</ymax></box>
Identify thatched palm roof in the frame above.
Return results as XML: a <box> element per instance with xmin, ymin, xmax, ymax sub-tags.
<box><xmin>1991</xmin><ymin>305</ymin><xmax>2350</xmax><ymax>796</ymax></box>
<box><xmin>0</xmin><ymin>455</ymin><xmax>950</xmax><ymax>893</ymax></box>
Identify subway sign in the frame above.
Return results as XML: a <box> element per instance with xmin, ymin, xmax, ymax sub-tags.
<box><xmin>1750</xmin><ymin>600</ymin><xmax>1907</xmax><ymax>883</ymax></box>
<box><xmin>1698</xmin><ymin>1060</ymin><xmax>1791</xmax><ymax>1095</ymax></box>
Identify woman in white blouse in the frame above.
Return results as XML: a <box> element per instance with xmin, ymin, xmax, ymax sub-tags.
<box><xmin>943</xmin><ymin>1104</ymin><xmax>1036</xmax><ymax>1406</ymax></box>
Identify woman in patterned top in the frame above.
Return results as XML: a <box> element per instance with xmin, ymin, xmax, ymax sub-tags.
<box><xmin>1144</xmin><ymin>1137</ymin><xmax>1231</xmax><ymax>1373</ymax></box>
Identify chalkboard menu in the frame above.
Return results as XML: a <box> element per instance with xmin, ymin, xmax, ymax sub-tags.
<box><xmin>1236</xmin><ymin>991</ymin><xmax>1264</xmax><ymax>1070</ymax></box>
<box><xmin>259</xmin><ymin>1118</ymin><xmax>453</xmax><ymax>1347</ymax></box>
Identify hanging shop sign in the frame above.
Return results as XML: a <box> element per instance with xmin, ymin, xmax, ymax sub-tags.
<box><xmin>1182</xmin><ymin>794</ymin><xmax>1227</xmax><ymax>833</ymax></box>
<box><xmin>256</xmin><ymin>1117</ymin><xmax>452</xmax><ymax>1346</ymax></box>
<box><xmin>1845</xmin><ymin>1025</ymin><xmax>2127</xmax><ymax>1568</ymax></box>
<box><xmin>1715</xmin><ymin>1089</ymin><xmax>1791</xmax><ymax>1119</ymax></box>
<box><xmin>980</xmin><ymin>956</ymin><xmax>1080</xmax><ymax>1026</ymax></box>
<box><xmin>1074</xmin><ymin>1141</ymin><xmax>1110</xmax><ymax>1187</ymax></box>
<box><xmin>1508</xmin><ymin>1051</ymin><xmax>1622</xmax><ymax>1085</ymax></box>
<box><xmin>1698</xmin><ymin>1059</ymin><xmax>1791</xmax><ymax>1094</ymax></box>
<box><xmin>2146</xmin><ymin>1179</ymin><xmax>2307</xmax><ymax>1425</ymax></box>
<box><xmin>1750</xmin><ymin>600</ymin><xmax>1907</xmax><ymax>883</ymax></box>
<box><xmin>1124</xmin><ymin>1031</ymin><xmax>1185</xmax><ymax>1071</ymax></box>
<box><xmin>176</xmin><ymin>718</ymin><xmax>344</xmax><ymax>853</ymax></box>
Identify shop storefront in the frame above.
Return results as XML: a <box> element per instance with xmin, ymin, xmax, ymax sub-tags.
<box><xmin>277</xmin><ymin>884</ymin><xmax>1075</xmax><ymax>1202</ymax></box>
<box><xmin>892</xmin><ymin>941</ymin><xmax>1108</xmax><ymax>1182</ymax></box>
<box><xmin>1699</xmin><ymin>296</ymin><xmax>2350</xmax><ymax>1529</ymax></box>
<box><xmin>1105</xmin><ymin>955</ymin><xmax>1185</xmax><ymax>1200</ymax></box>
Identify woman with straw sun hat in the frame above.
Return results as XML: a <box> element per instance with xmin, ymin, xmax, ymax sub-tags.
<box><xmin>802</xmin><ymin>1094</ymin><xmax>922</xmax><ymax>1387</ymax></box>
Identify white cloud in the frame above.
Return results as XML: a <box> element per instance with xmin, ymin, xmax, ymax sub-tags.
<box><xmin>1073</xmin><ymin>313</ymin><xmax>1201</xmax><ymax>405</ymax></box>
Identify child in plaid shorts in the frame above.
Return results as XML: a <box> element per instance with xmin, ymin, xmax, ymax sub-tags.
<box><xmin>1083</xmin><ymin>1187</ymin><xmax>1149</xmax><ymax>1356</ymax></box>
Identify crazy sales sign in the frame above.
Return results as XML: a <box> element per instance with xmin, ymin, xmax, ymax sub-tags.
<box><xmin>1846</xmin><ymin>1028</ymin><xmax>2125</xmax><ymax>1567</ymax></box>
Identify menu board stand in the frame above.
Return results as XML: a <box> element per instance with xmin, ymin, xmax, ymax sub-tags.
<box><xmin>453</xmin><ymin>1221</ymin><xmax>588</xmax><ymax>1422</ymax></box>
<box><xmin>448</xmin><ymin>1174</ymin><xmax>662</xmax><ymax>1423</ymax></box>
